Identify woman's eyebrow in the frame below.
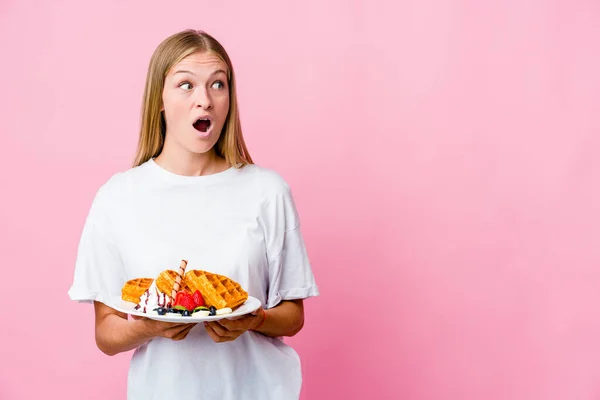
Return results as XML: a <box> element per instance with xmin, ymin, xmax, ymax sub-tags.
<box><xmin>173</xmin><ymin>69</ymin><xmax>195</xmax><ymax>76</ymax></box>
<box><xmin>172</xmin><ymin>69</ymin><xmax>227</xmax><ymax>77</ymax></box>
<box><xmin>210</xmin><ymin>69</ymin><xmax>227</xmax><ymax>77</ymax></box>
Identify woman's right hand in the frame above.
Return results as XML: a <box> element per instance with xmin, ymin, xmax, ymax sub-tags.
<box><xmin>94</xmin><ymin>301</ymin><xmax>196</xmax><ymax>355</ymax></box>
<box><xmin>131</xmin><ymin>314</ymin><xmax>196</xmax><ymax>341</ymax></box>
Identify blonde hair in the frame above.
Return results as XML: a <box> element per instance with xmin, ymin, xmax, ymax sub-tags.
<box><xmin>133</xmin><ymin>29</ymin><xmax>253</xmax><ymax>168</ymax></box>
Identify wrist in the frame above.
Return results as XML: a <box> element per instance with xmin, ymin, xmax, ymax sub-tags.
<box><xmin>251</xmin><ymin>308</ymin><xmax>267</xmax><ymax>331</ymax></box>
<box><xmin>130</xmin><ymin>318</ymin><xmax>154</xmax><ymax>341</ymax></box>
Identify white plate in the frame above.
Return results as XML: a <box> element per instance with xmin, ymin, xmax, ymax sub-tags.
<box><xmin>108</xmin><ymin>296</ymin><xmax>262</xmax><ymax>323</ymax></box>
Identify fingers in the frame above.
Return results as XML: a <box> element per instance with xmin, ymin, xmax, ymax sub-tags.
<box><xmin>205</xmin><ymin>322</ymin><xmax>236</xmax><ymax>343</ymax></box>
<box><xmin>142</xmin><ymin>318</ymin><xmax>196</xmax><ymax>340</ymax></box>
<box><xmin>216</xmin><ymin>318</ymin><xmax>245</xmax><ymax>331</ymax></box>
<box><xmin>203</xmin><ymin>322</ymin><xmax>222</xmax><ymax>342</ymax></box>
<box><xmin>206</xmin><ymin>321</ymin><xmax>238</xmax><ymax>337</ymax></box>
<box><xmin>203</xmin><ymin>314</ymin><xmax>259</xmax><ymax>343</ymax></box>
<box><xmin>217</xmin><ymin>314</ymin><xmax>257</xmax><ymax>331</ymax></box>
<box><xmin>163</xmin><ymin>323</ymin><xmax>196</xmax><ymax>340</ymax></box>
<box><xmin>159</xmin><ymin>321</ymin><xmax>192</xmax><ymax>330</ymax></box>
<box><xmin>171</xmin><ymin>324</ymin><xmax>195</xmax><ymax>341</ymax></box>
<box><xmin>137</xmin><ymin>315</ymin><xmax>253</xmax><ymax>344</ymax></box>
<box><xmin>204</xmin><ymin>322</ymin><xmax>241</xmax><ymax>343</ymax></box>
<box><xmin>164</xmin><ymin>322</ymin><xmax>195</xmax><ymax>332</ymax></box>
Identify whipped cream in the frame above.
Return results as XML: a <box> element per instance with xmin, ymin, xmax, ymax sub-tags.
<box><xmin>137</xmin><ymin>280</ymin><xmax>171</xmax><ymax>313</ymax></box>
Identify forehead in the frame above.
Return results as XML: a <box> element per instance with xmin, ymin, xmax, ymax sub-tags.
<box><xmin>167</xmin><ymin>51</ymin><xmax>228</xmax><ymax>77</ymax></box>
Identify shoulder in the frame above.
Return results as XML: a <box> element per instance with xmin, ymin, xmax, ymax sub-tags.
<box><xmin>91</xmin><ymin>162</ymin><xmax>150</xmax><ymax>209</ymax></box>
<box><xmin>93</xmin><ymin>172</ymin><xmax>124</xmax><ymax>206</ymax></box>
<box><xmin>238</xmin><ymin>163</ymin><xmax>291</xmax><ymax>197</ymax></box>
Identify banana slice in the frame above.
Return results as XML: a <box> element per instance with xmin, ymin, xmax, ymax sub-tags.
<box><xmin>194</xmin><ymin>310</ymin><xmax>210</xmax><ymax>317</ymax></box>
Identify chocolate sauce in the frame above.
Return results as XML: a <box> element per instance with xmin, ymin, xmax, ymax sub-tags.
<box><xmin>135</xmin><ymin>290</ymin><xmax>170</xmax><ymax>314</ymax></box>
<box><xmin>134</xmin><ymin>289</ymin><xmax>151</xmax><ymax>313</ymax></box>
<box><xmin>143</xmin><ymin>290</ymin><xmax>150</xmax><ymax>313</ymax></box>
<box><xmin>158</xmin><ymin>293</ymin><xmax>166</xmax><ymax>308</ymax></box>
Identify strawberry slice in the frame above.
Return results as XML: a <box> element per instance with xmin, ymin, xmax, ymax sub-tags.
<box><xmin>173</xmin><ymin>291</ymin><xmax>186</xmax><ymax>307</ymax></box>
<box><xmin>177</xmin><ymin>292</ymin><xmax>196</xmax><ymax>311</ymax></box>
<box><xmin>193</xmin><ymin>290</ymin><xmax>205</xmax><ymax>308</ymax></box>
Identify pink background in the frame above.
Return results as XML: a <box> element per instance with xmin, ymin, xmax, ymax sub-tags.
<box><xmin>2</xmin><ymin>1</ymin><xmax>600</xmax><ymax>399</ymax></box>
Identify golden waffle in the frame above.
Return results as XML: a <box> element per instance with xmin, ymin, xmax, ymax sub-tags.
<box><xmin>185</xmin><ymin>270</ymin><xmax>248</xmax><ymax>309</ymax></box>
<box><xmin>121</xmin><ymin>277</ymin><xmax>154</xmax><ymax>303</ymax></box>
<box><xmin>155</xmin><ymin>269</ymin><xmax>192</xmax><ymax>296</ymax></box>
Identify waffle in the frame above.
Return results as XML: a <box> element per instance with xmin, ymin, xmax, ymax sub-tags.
<box><xmin>185</xmin><ymin>270</ymin><xmax>248</xmax><ymax>309</ymax></box>
<box><xmin>121</xmin><ymin>277</ymin><xmax>154</xmax><ymax>303</ymax></box>
<box><xmin>155</xmin><ymin>269</ymin><xmax>192</xmax><ymax>296</ymax></box>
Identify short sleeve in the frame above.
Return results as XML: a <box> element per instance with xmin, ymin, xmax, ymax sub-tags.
<box><xmin>67</xmin><ymin>177</ymin><xmax>125</xmax><ymax>305</ymax></box>
<box><xmin>259</xmin><ymin>176</ymin><xmax>319</xmax><ymax>309</ymax></box>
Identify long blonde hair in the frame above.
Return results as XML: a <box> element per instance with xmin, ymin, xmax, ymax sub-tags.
<box><xmin>133</xmin><ymin>29</ymin><xmax>253</xmax><ymax>168</ymax></box>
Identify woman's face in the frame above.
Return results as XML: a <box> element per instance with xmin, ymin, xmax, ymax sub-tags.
<box><xmin>161</xmin><ymin>51</ymin><xmax>230</xmax><ymax>155</ymax></box>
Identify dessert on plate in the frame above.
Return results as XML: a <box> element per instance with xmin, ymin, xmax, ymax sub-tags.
<box><xmin>120</xmin><ymin>259</ymin><xmax>249</xmax><ymax>317</ymax></box>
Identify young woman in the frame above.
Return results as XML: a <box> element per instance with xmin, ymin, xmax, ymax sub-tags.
<box><xmin>68</xmin><ymin>29</ymin><xmax>319</xmax><ymax>399</ymax></box>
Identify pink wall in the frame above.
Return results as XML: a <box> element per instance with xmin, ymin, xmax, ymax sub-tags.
<box><xmin>2</xmin><ymin>1</ymin><xmax>600</xmax><ymax>399</ymax></box>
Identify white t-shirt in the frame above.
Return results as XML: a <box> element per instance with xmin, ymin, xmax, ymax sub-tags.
<box><xmin>68</xmin><ymin>159</ymin><xmax>319</xmax><ymax>400</ymax></box>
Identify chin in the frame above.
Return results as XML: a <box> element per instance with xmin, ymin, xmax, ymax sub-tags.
<box><xmin>188</xmin><ymin>146</ymin><xmax>214</xmax><ymax>155</ymax></box>
<box><xmin>187</xmin><ymin>142</ymin><xmax>218</xmax><ymax>155</ymax></box>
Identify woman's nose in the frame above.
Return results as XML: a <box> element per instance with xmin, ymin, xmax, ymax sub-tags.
<box><xmin>194</xmin><ymin>89</ymin><xmax>213</xmax><ymax>109</ymax></box>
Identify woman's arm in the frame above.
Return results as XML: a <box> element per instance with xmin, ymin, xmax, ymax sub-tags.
<box><xmin>253</xmin><ymin>299</ymin><xmax>305</xmax><ymax>337</ymax></box>
<box><xmin>204</xmin><ymin>299</ymin><xmax>305</xmax><ymax>343</ymax></box>
<box><xmin>94</xmin><ymin>301</ymin><xmax>196</xmax><ymax>356</ymax></box>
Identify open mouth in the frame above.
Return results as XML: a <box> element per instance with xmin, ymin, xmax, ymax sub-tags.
<box><xmin>193</xmin><ymin>118</ymin><xmax>212</xmax><ymax>133</ymax></box>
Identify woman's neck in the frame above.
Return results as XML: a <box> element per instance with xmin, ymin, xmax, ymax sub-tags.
<box><xmin>154</xmin><ymin>149</ymin><xmax>228</xmax><ymax>177</ymax></box>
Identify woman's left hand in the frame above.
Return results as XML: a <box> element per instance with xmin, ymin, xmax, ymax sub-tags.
<box><xmin>204</xmin><ymin>308</ymin><xmax>264</xmax><ymax>343</ymax></box>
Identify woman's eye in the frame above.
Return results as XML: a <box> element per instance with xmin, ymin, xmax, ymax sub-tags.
<box><xmin>180</xmin><ymin>82</ymin><xmax>193</xmax><ymax>90</ymax></box>
<box><xmin>212</xmin><ymin>81</ymin><xmax>225</xmax><ymax>89</ymax></box>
